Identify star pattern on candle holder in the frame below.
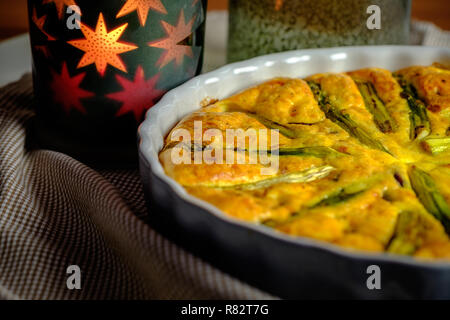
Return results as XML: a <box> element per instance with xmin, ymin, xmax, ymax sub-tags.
<box><xmin>50</xmin><ymin>62</ymin><xmax>94</xmax><ymax>114</ymax></box>
<box><xmin>116</xmin><ymin>0</ymin><xmax>167</xmax><ymax>27</ymax></box>
<box><xmin>43</xmin><ymin>0</ymin><xmax>78</xmax><ymax>19</ymax></box>
<box><xmin>107</xmin><ymin>66</ymin><xmax>165</xmax><ymax>121</ymax></box>
<box><xmin>68</xmin><ymin>13</ymin><xmax>138</xmax><ymax>76</ymax></box>
<box><xmin>32</xmin><ymin>7</ymin><xmax>56</xmax><ymax>41</ymax></box>
<box><xmin>148</xmin><ymin>9</ymin><xmax>196</xmax><ymax>68</ymax></box>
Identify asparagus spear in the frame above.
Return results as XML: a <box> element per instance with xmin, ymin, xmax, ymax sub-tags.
<box><xmin>408</xmin><ymin>166</ymin><xmax>450</xmax><ymax>234</ymax></box>
<box><xmin>263</xmin><ymin>172</ymin><xmax>398</xmax><ymax>228</ymax></box>
<box><xmin>262</xmin><ymin>176</ymin><xmax>375</xmax><ymax>228</ymax></box>
<box><xmin>248</xmin><ymin>114</ymin><xmax>297</xmax><ymax>138</ymax></box>
<box><xmin>307</xmin><ymin>81</ymin><xmax>389</xmax><ymax>153</ymax></box>
<box><xmin>166</xmin><ymin>142</ymin><xmax>344</xmax><ymax>160</ymax></box>
<box><xmin>421</xmin><ymin>137</ymin><xmax>450</xmax><ymax>155</ymax></box>
<box><xmin>395</xmin><ymin>75</ymin><xmax>431</xmax><ymax>140</ymax></box>
<box><xmin>219</xmin><ymin>165</ymin><xmax>335</xmax><ymax>191</ymax></box>
<box><xmin>272</xmin><ymin>146</ymin><xmax>344</xmax><ymax>158</ymax></box>
<box><xmin>309</xmin><ymin>178</ymin><xmax>372</xmax><ymax>208</ymax></box>
<box><xmin>355</xmin><ymin>80</ymin><xmax>397</xmax><ymax>133</ymax></box>
<box><xmin>387</xmin><ymin>211</ymin><xmax>426</xmax><ymax>255</ymax></box>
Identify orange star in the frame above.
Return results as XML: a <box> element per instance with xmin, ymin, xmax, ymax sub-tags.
<box><xmin>148</xmin><ymin>9</ymin><xmax>195</xmax><ymax>68</ymax></box>
<box><xmin>68</xmin><ymin>13</ymin><xmax>138</xmax><ymax>76</ymax></box>
<box><xmin>116</xmin><ymin>0</ymin><xmax>167</xmax><ymax>26</ymax></box>
<box><xmin>32</xmin><ymin>7</ymin><xmax>55</xmax><ymax>41</ymax></box>
<box><xmin>43</xmin><ymin>0</ymin><xmax>77</xmax><ymax>19</ymax></box>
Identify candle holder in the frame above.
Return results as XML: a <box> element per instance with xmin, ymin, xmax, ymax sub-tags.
<box><xmin>28</xmin><ymin>0</ymin><xmax>207</xmax><ymax>167</ymax></box>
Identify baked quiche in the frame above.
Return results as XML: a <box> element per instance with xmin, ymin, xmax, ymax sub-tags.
<box><xmin>160</xmin><ymin>64</ymin><xmax>450</xmax><ymax>260</ymax></box>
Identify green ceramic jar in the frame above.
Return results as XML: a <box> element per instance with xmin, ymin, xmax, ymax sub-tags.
<box><xmin>227</xmin><ymin>0</ymin><xmax>412</xmax><ymax>62</ymax></box>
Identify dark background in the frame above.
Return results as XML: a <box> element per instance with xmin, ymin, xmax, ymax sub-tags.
<box><xmin>0</xmin><ymin>0</ymin><xmax>449</xmax><ymax>41</ymax></box>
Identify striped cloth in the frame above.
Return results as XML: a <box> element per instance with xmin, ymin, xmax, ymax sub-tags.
<box><xmin>0</xmin><ymin>75</ymin><xmax>273</xmax><ymax>300</ymax></box>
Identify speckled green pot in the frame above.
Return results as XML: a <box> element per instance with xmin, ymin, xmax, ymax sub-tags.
<box><xmin>227</xmin><ymin>0</ymin><xmax>412</xmax><ymax>63</ymax></box>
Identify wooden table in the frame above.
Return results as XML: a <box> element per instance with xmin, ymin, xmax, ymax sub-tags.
<box><xmin>0</xmin><ymin>0</ymin><xmax>449</xmax><ymax>40</ymax></box>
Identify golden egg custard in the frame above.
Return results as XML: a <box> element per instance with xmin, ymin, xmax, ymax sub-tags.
<box><xmin>160</xmin><ymin>64</ymin><xmax>450</xmax><ymax>260</ymax></box>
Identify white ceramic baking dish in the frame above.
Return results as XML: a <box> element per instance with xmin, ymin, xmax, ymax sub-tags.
<box><xmin>139</xmin><ymin>46</ymin><xmax>450</xmax><ymax>299</ymax></box>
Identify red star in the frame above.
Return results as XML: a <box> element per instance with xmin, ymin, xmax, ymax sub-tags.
<box><xmin>116</xmin><ymin>0</ymin><xmax>167</xmax><ymax>26</ymax></box>
<box><xmin>43</xmin><ymin>0</ymin><xmax>78</xmax><ymax>20</ymax></box>
<box><xmin>107</xmin><ymin>66</ymin><xmax>165</xmax><ymax>122</ymax></box>
<box><xmin>68</xmin><ymin>13</ymin><xmax>138</xmax><ymax>76</ymax></box>
<box><xmin>50</xmin><ymin>62</ymin><xmax>94</xmax><ymax>114</ymax></box>
<box><xmin>148</xmin><ymin>9</ymin><xmax>195</xmax><ymax>68</ymax></box>
<box><xmin>32</xmin><ymin>7</ymin><xmax>56</xmax><ymax>41</ymax></box>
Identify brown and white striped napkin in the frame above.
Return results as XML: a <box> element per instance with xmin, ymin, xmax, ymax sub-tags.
<box><xmin>0</xmin><ymin>75</ymin><xmax>273</xmax><ymax>300</ymax></box>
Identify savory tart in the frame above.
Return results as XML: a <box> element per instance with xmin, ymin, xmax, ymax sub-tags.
<box><xmin>160</xmin><ymin>64</ymin><xmax>450</xmax><ymax>259</ymax></box>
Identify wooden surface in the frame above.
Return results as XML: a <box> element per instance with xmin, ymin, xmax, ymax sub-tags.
<box><xmin>0</xmin><ymin>0</ymin><xmax>449</xmax><ymax>40</ymax></box>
